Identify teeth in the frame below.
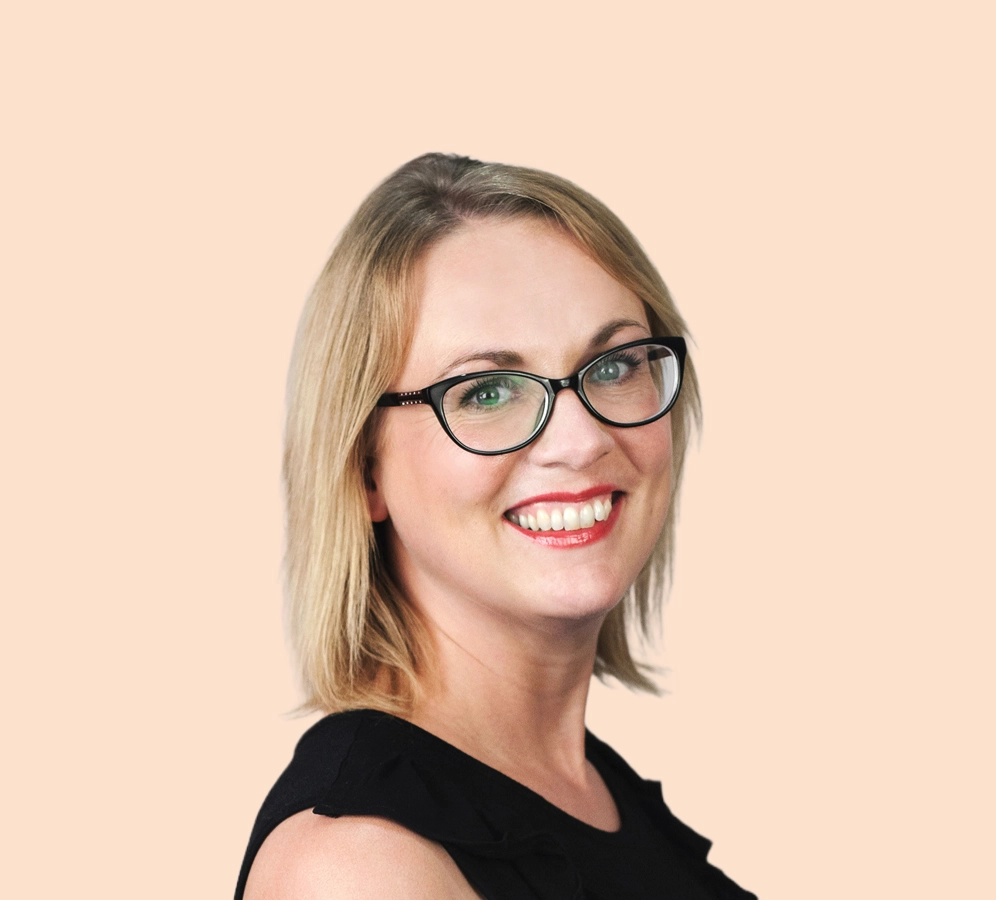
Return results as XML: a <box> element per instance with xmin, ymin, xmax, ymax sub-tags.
<box><xmin>506</xmin><ymin>494</ymin><xmax>615</xmax><ymax>532</ymax></box>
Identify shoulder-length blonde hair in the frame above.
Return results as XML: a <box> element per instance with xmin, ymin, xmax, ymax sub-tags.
<box><xmin>285</xmin><ymin>153</ymin><xmax>701</xmax><ymax>714</ymax></box>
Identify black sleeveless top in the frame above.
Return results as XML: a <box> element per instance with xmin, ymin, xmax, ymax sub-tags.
<box><xmin>235</xmin><ymin>710</ymin><xmax>756</xmax><ymax>900</ymax></box>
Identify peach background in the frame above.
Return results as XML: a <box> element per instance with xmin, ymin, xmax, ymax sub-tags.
<box><xmin>2</xmin><ymin>2</ymin><xmax>993</xmax><ymax>897</ymax></box>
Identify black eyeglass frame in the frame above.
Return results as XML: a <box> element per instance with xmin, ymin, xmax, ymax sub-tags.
<box><xmin>376</xmin><ymin>336</ymin><xmax>687</xmax><ymax>456</ymax></box>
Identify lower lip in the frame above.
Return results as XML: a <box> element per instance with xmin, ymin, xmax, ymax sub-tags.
<box><xmin>504</xmin><ymin>495</ymin><xmax>623</xmax><ymax>548</ymax></box>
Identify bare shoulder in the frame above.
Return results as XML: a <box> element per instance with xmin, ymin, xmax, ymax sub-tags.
<box><xmin>244</xmin><ymin>809</ymin><xmax>481</xmax><ymax>900</ymax></box>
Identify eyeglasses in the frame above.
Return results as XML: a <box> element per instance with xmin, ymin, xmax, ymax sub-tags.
<box><xmin>376</xmin><ymin>336</ymin><xmax>686</xmax><ymax>455</ymax></box>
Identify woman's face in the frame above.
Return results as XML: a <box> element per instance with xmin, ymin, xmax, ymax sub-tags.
<box><xmin>368</xmin><ymin>217</ymin><xmax>674</xmax><ymax>637</ymax></box>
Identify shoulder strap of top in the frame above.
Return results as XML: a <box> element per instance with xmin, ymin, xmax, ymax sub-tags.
<box><xmin>233</xmin><ymin>712</ymin><xmax>365</xmax><ymax>900</ymax></box>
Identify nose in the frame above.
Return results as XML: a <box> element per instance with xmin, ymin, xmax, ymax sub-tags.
<box><xmin>526</xmin><ymin>387</ymin><xmax>614</xmax><ymax>469</ymax></box>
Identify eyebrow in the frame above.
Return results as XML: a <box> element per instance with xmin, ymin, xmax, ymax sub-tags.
<box><xmin>434</xmin><ymin>317</ymin><xmax>649</xmax><ymax>381</ymax></box>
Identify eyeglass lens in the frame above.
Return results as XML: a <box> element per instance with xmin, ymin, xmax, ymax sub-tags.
<box><xmin>440</xmin><ymin>343</ymin><xmax>680</xmax><ymax>453</ymax></box>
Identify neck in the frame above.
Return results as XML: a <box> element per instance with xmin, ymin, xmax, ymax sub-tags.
<box><xmin>406</xmin><ymin>594</ymin><xmax>604</xmax><ymax>788</ymax></box>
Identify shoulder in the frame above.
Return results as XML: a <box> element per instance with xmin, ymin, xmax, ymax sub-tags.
<box><xmin>244</xmin><ymin>809</ymin><xmax>481</xmax><ymax>900</ymax></box>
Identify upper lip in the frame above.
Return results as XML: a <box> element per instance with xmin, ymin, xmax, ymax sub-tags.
<box><xmin>506</xmin><ymin>484</ymin><xmax>620</xmax><ymax>510</ymax></box>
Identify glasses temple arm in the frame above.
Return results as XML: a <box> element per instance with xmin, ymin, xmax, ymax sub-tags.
<box><xmin>377</xmin><ymin>389</ymin><xmax>430</xmax><ymax>407</ymax></box>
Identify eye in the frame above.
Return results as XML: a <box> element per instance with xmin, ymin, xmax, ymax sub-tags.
<box><xmin>458</xmin><ymin>376</ymin><xmax>519</xmax><ymax>410</ymax></box>
<box><xmin>588</xmin><ymin>352</ymin><xmax>640</xmax><ymax>384</ymax></box>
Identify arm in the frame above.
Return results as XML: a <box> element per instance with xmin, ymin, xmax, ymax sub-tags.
<box><xmin>244</xmin><ymin>810</ymin><xmax>482</xmax><ymax>900</ymax></box>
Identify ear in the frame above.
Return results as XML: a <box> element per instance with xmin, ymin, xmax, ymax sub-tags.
<box><xmin>365</xmin><ymin>460</ymin><xmax>389</xmax><ymax>523</ymax></box>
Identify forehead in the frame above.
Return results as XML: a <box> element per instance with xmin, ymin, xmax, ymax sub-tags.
<box><xmin>406</xmin><ymin>217</ymin><xmax>649</xmax><ymax>377</ymax></box>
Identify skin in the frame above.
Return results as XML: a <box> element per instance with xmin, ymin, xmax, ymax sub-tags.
<box><xmin>246</xmin><ymin>217</ymin><xmax>674</xmax><ymax>899</ymax></box>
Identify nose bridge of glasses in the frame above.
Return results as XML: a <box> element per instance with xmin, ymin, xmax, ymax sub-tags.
<box><xmin>538</xmin><ymin>373</ymin><xmax>585</xmax><ymax>424</ymax></box>
<box><xmin>544</xmin><ymin>372</ymin><xmax>594</xmax><ymax>424</ymax></box>
<box><xmin>549</xmin><ymin>372</ymin><xmax>580</xmax><ymax>396</ymax></box>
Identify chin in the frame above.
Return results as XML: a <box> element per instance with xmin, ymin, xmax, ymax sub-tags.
<box><xmin>524</xmin><ymin>569</ymin><xmax>630</xmax><ymax>623</ymax></box>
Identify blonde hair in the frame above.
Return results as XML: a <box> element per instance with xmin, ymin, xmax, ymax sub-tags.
<box><xmin>285</xmin><ymin>153</ymin><xmax>701</xmax><ymax>714</ymax></box>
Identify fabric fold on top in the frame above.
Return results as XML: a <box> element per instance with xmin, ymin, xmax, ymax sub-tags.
<box><xmin>316</xmin><ymin>750</ymin><xmax>584</xmax><ymax>900</ymax></box>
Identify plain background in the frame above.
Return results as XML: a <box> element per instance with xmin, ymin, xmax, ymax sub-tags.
<box><xmin>2</xmin><ymin>1</ymin><xmax>993</xmax><ymax>897</ymax></box>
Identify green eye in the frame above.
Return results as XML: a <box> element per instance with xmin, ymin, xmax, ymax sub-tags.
<box><xmin>590</xmin><ymin>359</ymin><xmax>626</xmax><ymax>382</ymax></box>
<box><xmin>587</xmin><ymin>350</ymin><xmax>643</xmax><ymax>386</ymax></box>
<box><xmin>474</xmin><ymin>386</ymin><xmax>504</xmax><ymax>406</ymax></box>
<box><xmin>457</xmin><ymin>376</ymin><xmax>518</xmax><ymax>410</ymax></box>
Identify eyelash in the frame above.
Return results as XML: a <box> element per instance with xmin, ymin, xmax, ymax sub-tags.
<box><xmin>592</xmin><ymin>350</ymin><xmax>641</xmax><ymax>370</ymax></box>
<box><xmin>458</xmin><ymin>375</ymin><xmax>518</xmax><ymax>404</ymax></box>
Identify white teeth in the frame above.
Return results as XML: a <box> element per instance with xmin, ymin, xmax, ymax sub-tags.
<box><xmin>507</xmin><ymin>494</ymin><xmax>615</xmax><ymax>532</ymax></box>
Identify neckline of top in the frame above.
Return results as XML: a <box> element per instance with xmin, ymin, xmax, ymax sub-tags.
<box><xmin>329</xmin><ymin>708</ymin><xmax>631</xmax><ymax>838</ymax></box>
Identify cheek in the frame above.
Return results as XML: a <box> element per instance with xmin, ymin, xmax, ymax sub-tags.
<box><xmin>627</xmin><ymin>417</ymin><xmax>675</xmax><ymax>513</ymax></box>
<box><xmin>375</xmin><ymin>413</ymin><xmax>514</xmax><ymax>534</ymax></box>
<box><xmin>628</xmin><ymin>413</ymin><xmax>672</xmax><ymax>467</ymax></box>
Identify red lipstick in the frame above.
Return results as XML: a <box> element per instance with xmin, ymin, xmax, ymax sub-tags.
<box><xmin>506</xmin><ymin>484</ymin><xmax>619</xmax><ymax>509</ymax></box>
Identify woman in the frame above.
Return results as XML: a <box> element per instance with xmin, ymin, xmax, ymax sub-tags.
<box><xmin>236</xmin><ymin>153</ymin><xmax>755</xmax><ymax>899</ymax></box>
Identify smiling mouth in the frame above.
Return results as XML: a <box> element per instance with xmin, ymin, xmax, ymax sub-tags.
<box><xmin>504</xmin><ymin>491</ymin><xmax>619</xmax><ymax>533</ymax></box>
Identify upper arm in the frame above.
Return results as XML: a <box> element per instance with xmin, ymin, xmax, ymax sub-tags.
<box><xmin>243</xmin><ymin>809</ymin><xmax>481</xmax><ymax>900</ymax></box>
